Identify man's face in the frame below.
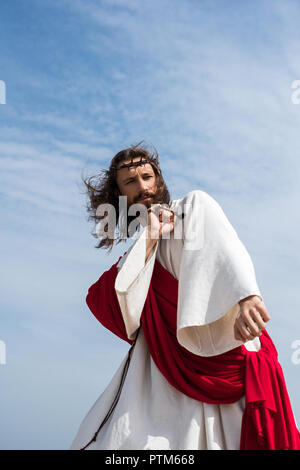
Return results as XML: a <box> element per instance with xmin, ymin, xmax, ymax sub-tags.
<box><xmin>116</xmin><ymin>157</ymin><xmax>158</xmax><ymax>208</ymax></box>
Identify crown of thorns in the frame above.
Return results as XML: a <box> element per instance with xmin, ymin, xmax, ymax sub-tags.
<box><xmin>111</xmin><ymin>156</ymin><xmax>161</xmax><ymax>174</ymax></box>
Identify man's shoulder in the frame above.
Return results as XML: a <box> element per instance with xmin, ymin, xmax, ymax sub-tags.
<box><xmin>175</xmin><ymin>189</ymin><xmax>215</xmax><ymax>206</ymax></box>
<box><xmin>173</xmin><ymin>190</ymin><xmax>225</xmax><ymax>223</ymax></box>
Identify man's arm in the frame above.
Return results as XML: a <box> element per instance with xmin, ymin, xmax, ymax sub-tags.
<box><xmin>175</xmin><ymin>190</ymin><xmax>268</xmax><ymax>356</ymax></box>
<box><xmin>145</xmin><ymin>234</ymin><xmax>159</xmax><ymax>263</ymax></box>
<box><xmin>114</xmin><ymin>205</ymin><xmax>175</xmax><ymax>342</ymax></box>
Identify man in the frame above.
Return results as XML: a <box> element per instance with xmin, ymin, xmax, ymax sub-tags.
<box><xmin>70</xmin><ymin>143</ymin><xmax>300</xmax><ymax>450</ymax></box>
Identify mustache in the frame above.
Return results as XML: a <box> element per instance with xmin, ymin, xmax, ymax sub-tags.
<box><xmin>134</xmin><ymin>191</ymin><xmax>155</xmax><ymax>202</ymax></box>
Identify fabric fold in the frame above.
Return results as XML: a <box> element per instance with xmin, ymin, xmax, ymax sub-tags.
<box><xmin>115</xmin><ymin>225</ymin><xmax>159</xmax><ymax>340</ymax></box>
<box><xmin>86</xmin><ymin>258</ymin><xmax>134</xmax><ymax>345</ymax></box>
<box><xmin>241</xmin><ymin>333</ymin><xmax>300</xmax><ymax>449</ymax></box>
<box><xmin>176</xmin><ymin>190</ymin><xmax>263</xmax><ymax>356</ymax></box>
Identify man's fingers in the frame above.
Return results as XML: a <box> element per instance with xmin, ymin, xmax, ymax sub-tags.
<box><xmin>258</xmin><ymin>305</ymin><xmax>271</xmax><ymax>323</ymax></box>
<box><xmin>236</xmin><ymin>317</ymin><xmax>256</xmax><ymax>341</ymax></box>
<box><xmin>246</xmin><ymin>318</ymin><xmax>262</xmax><ymax>337</ymax></box>
<box><xmin>250</xmin><ymin>297</ymin><xmax>270</xmax><ymax>323</ymax></box>
<box><xmin>248</xmin><ymin>308</ymin><xmax>267</xmax><ymax>330</ymax></box>
<box><xmin>239</xmin><ymin>310</ymin><xmax>261</xmax><ymax>336</ymax></box>
<box><xmin>235</xmin><ymin>299</ymin><xmax>271</xmax><ymax>342</ymax></box>
<box><xmin>234</xmin><ymin>324</ymin><xmax>244</xmax><ymax>342</ymax></box>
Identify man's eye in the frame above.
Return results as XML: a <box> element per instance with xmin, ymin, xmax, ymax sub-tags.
<box><xmin>125</xmin><ymin>175</ymin><xmax>152</xmax><ymax>184</ymax></box>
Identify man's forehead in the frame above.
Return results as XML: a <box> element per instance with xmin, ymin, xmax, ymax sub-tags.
<box><xmin>116</xmin><ymin>158</ymin><xmax>153</xmax><ymax>173</ymax></box>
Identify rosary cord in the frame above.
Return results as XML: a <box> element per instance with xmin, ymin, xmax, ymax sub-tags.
<box><xmin>79</xmin><ymin>327</ymin><xmax>141</xmax><ymax>450</ymax></box>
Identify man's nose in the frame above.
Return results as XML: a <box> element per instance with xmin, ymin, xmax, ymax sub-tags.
<box><xmin>136</xmin><ymin>177</ymin><xmax>148</xmax><ymax>192</ymax></box>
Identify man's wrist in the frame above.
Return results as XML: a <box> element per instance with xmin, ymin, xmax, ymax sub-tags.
<box><xmin>145</xmin><ymin>228</ymin><xmax>159</xmax><ymax>262</ymax></box>
<box><xmin>238</xmin><ymin>294</ymin><xmax>262</xmax><ymax>305</ymax></box>
<box><xmin>145</xmin><ymin>239</ymin><xmax>158</xmax><ymax>262</ymax></box>
<box><xmin>146</xmin><ymin>225</ymin><xmax>160</xmax><ymax>242</ymax></box>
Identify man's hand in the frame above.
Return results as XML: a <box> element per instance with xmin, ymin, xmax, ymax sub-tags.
<box><xmin>144</xmin><ymin>205</ymin><xmax>176</xmax><ymax>262</ymax></box>
<box><xmin>234</xmin><ymin>295</ymin><xmax>271</xmax><ymax>342</ymax></box>
<box><xmin>147</xmin><ymin>204</ymin><xmax>176</xmax><ymax>239</ymax></box>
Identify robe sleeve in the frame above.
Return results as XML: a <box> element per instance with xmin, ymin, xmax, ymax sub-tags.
<box><xmin>176</xmin><ymin>190</ymin><xmax>263</xmax><ymax>357</ymax></box>
<box><xmin>115</xmin><ymin>225</ymin><xmax>159</xmax><ymax>341</ymax></box>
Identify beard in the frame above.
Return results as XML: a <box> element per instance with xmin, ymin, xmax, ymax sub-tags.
<box><xmin>132</xmin><ymin>186</ymin><xmax>167</xmax><ymax>209</ymax></box>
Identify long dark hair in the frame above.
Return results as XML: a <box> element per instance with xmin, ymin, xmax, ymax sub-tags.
<box><xmin>81</xmin><ymin>141</ymin><xmax>171</xmax><ymax>252</ymax></box>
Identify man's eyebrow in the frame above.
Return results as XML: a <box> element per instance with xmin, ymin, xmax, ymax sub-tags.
<box><xmin>123</xmin><ymin>175</ymin><xmax>136</xmax><ymax>183</ymax></box>
<box><xmin>123</xmin><ymin>171</ymin><xmax>152</xmax><ymax>183</ymax></box>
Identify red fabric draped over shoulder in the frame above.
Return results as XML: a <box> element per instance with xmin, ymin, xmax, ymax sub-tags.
<box><xmin>86</xmin><ymin>258</ymin><xmax>134</xmax><ymax>346</ymax></box>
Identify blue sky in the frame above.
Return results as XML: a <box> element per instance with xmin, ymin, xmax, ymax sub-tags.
<box><xmin>1</xmin><ymin>0</ymin><xmax>300</xmax><ymax>450</ymax></box>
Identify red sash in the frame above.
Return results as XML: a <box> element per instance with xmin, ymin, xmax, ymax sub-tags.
<box><xmin>86</xmin><ymin>258</ymin><xmax>300</xmax><ymax>450</ymax></box>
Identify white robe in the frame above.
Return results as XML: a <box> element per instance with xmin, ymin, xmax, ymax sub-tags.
<box><xmin>70</xmin><ymin>190</ymin><xmax>263</xmax><ymax>450</ymax></box>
